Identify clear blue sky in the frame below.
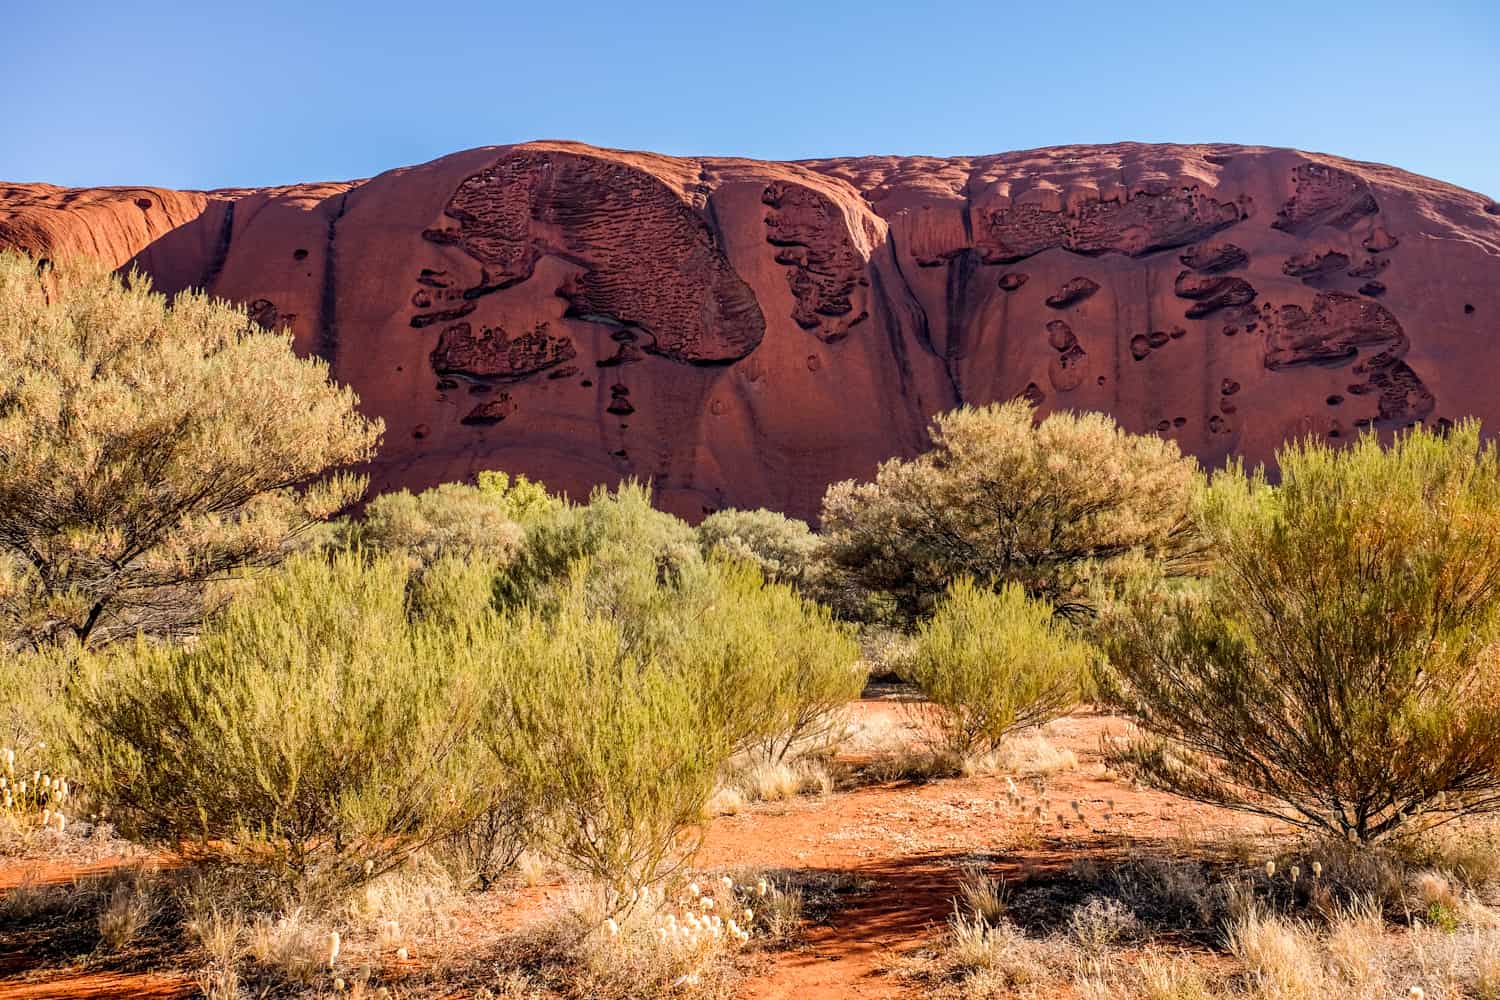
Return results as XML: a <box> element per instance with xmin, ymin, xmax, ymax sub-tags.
<box><xmin>7</xmin><ymin>0</ymin><xmax>1498</xmax><ymax>197</ymax></box>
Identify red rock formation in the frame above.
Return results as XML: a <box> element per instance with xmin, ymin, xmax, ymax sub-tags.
<box><xmin>4</xmin><ymin>141</ymin><xmax>1499</xmax><ymax>521</ymax></box>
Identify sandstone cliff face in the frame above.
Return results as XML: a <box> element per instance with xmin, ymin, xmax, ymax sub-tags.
<box><xmin>4</xmin><ymin>142</ymin><xmax>1498</xmax><ymax>521</ymax></box>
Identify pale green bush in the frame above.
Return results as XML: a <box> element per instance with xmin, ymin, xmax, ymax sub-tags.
<box><xmin>819</xmin><ymin>400</ymin><xmax>1204</xmax><ymax>624</ymax></box>
<box><xmin>66</xmin><ymin>553</ymin><xmax>504</xmax><ymax>888</ymax></box>
<box><xmin>487</xmin><ymin>582</ymin><xmax>730</xmax><ymax>897</ymax></box>
<box><xmin>343</xmin><ymin>482</ymin><xmax>523</xmax><ymax>567</ymax></box>
<box><xmin>696</xmin><ymin>507</ymin><xmax>820</xmax><ymax>586</ymax></box>
<box><xmin>908</xmin><ymin>578</ymin><xmax>1093</xmax><ymax>756</ymax></box>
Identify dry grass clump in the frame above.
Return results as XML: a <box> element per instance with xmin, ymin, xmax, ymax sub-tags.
<box><xmin>489</xmin><ymin>874</ymin><xmax>791</xmax><ymax>999</ymax></box>
<box><xmin>724</xmin><ymin>757</ymin><xmax>833</xmax><ymax>803</ymax></box>
<box><xmin>956</xmin><ymin>868</ymin><xmax>1009</xmax><ymax>926</ymax></box>
<box><xmin>96</xmin><ymin>868</ymin><xmax>158</xmax><ymax>951</ymax></box>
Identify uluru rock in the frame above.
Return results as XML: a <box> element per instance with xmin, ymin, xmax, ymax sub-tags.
<box><xmin>4</xmin><ymin>141</ymin><xmax>1499</xmax><ymax>521</ymax></box>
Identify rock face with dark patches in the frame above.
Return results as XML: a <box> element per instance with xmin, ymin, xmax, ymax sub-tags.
<box><xmin>430</xmin><ymin>321</ymin><xmax>576</xmax><ymax>380</ymax></box>
<box><xmin>5</xmin><ymin>140</ymin><xmax>1500</xmax><ymax>521</ymax></box>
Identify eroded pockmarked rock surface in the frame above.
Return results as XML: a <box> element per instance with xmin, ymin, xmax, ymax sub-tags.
<box><xmin>5</xmin><ymin>142</ymin><xmax>1498</xmax><ymax>520</ymax></box>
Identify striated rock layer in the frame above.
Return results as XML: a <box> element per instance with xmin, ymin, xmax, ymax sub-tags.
<box><xmin>4</xmin><ymin>142</ymin><xmax>1499</xmax><ymax>521</ymax></box>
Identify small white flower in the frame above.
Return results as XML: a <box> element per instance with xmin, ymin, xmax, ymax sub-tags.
<box><xmin>720</xmin><ymin>875</ymin><xmax>733</xmax><ymax>890</ymax></box>
<box><xmin>1312</xmin><ymin>861</ymin><xmax>1323</xmax><ymax>878</ymax></box>
<box><xmin>688</xmin><ymin>881</ymin><xmax>701</xmax><ymax>897</ymax></box>
<box><xmin>333</xmin><ymin>979</ymin><xmax>345</xmax><ymax>992</ymax></box>
<box><xmin>756</xmin><ymin>879</ymin><xmax>768</xmax><ymax>897</ymax></box>
<box><xmin>396</xmin><ymin>947</ymin><xmax>409</xmax><ymax>961</ymax></box>
<box><xmin>326</xmin><ymin>930</ymin><xmax>341</xmax><ymax>966</ymax></box>
<box><xmin>1409</xmin><ymin>989</ymin><xmax>1426</xmax><ymax>1000</ymax></box>
<box><xmin>1265</xmin><ymin>861</ymin><xmax>1276</xmax><ymax>879</ymax></box>
<box><xmin>605</xmin><ymin>918</ymin><xmax>619</xmax><ymax>937</ymax></box>
<box><xmin>701</xmin><ymin>896</ymin><xmax>715</xmax><ymax>911</ymax></box>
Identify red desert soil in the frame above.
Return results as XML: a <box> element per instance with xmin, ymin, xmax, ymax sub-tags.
<box><xmin>5</xmin><ymin>143</ymin><xmax>1499</xmax><ymax>522</ymax></box>
<box><xmin>0</xmin><ymin>703</ymin><xmax>1264</xmax><ymax>1000</ymax></box>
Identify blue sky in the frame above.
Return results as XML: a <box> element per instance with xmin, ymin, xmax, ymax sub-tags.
<box><xmin>6</xmin><ymin>0</ymin><xmax>1498</xmax><ymax>196</ymax></box>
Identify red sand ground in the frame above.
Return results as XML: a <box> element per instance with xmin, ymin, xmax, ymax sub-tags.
<box><xmin>0</xmin><ymin>704</ymin><xmax>1269</xmax><ymax>999</ymax></box>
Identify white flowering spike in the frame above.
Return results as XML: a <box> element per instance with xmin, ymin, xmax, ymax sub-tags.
<box><xmin>41</xmin><ymin>775</ymin><xmax>50</xmax><ymax>789</ymax></box>
<box><xmin>743</xmin><ymin>908</ymin><xmax>754</xmax><ymax>923</ymax></box>
<box><xmin>1409</xmin><ymin>989</ymin><xmax>1425</xmax><ymax>1000</ymax></box>
<box><xmin>756</xmin><ymin>879</ymin><xmax>768</xmax><ymax>897</ymax></box>
<box><xmin>728</xmin><ymin>920</ymin><xmax>741</xmax><ymax>936</ymax></box>
<box><xmin>55</xmin><ymin>813</ymin><xmax>66</xmax><ymax>833</ymax></box>
<box><xmin>363</xmin><ymin>859</ymin><xmax>374</xmax><ymax>877</ymax></box>
<box><xmin>42</xmin><ymin>808</ymin><xmax>51</xmax><ymax>826</ymax></box>
<box><xmin>1312</xmin><ymin>861</ymin><xmax>1323</xmax><ymax>878</ymax></box>
<box><xmin>720</xmin><ymin>875</ymin><xmax>733</xmax><ymax>890</ymax></box>
<box><xmin>3</xmin><ymin>748</ymin><xmax>13</xmax><ymax>770</ymax></box>
<box><xmin>326</xmin><ymin>930</ymin><xmax>341</xmax><ymax>966</ymax></box>
<box><xmin>658</xmin><ymin>927</ymin><xmax>670</xmax><ymax>941</ymax></box>
<box><xmin>1265</xmin><ymin>861</ymin><xmax>1276</xmax><ymax>879</ymax></box>
<box><xmin>334</xmin><ymin>979</ymin><xmax>345</xmax><ymax>992</ymax></box>
<box><xmin>1290</xmin><ymin>865</ymin><xmax>1300</xmax><ymax>883</ymax></box>
<box><xmin>396</xmin><ymin>947</ymin><xmax>409</xmax><ymax>961</ymax></box>
<box><xmin>605</xmin><ymin>918</ymin><xmax>619</xmax><ymax>937</ymax></box>
<box><xmin>688</xmin><ymin>882</ymin><xmax>701</xmax><ymax>897</ymax></box>
<box><xmin>701</xmin><ymin>896</ymin><xmax>715</xmax><ymax>911</ymax></box>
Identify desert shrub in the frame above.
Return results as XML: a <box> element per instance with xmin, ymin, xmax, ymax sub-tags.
<box><xmin>668</xmin><ymin>559</ymin><xmax>864</xmax><ymax>763</ymax></box>
<box><xmin>495</xmin><ymin>480</ymin><xmax>705</xmax><ymax>620</ymax></box>
<box><xmin>819</xmin><ymin>400</ymin><xmax>1203</xmax><ymax>624</ymax></box>
<box><xmin>1108</xmin><ymin>421</ymin><xmax>1500</xmax><ymax>844</ymax></box>
<box><xmin>487</xmin><ymin>552</ymin><xmax>861</xmax><ymax>895</ymax></box>
<box><xmin>696</xmin><ymin>507</ymin><xmax>820</xmax><ymax>586</ymax></box>
<box><xmin>500</xmin><ymin>483</ymin><xmax>862</xmax><ymax>762</ymax></box>
<box><xmin>65</xmin><ymin>552</ymin><xmax>504</xmax><ymax>888</ymax></box>
<box><xmin>475</xmin><ymin>469</ymin><xmax>564</xmax><ymax>525</ymax></box>
<box><xmin>0</xmin><ymin>251</ymin><xmax>381</xmax><ymax>648</ymax></box>
<box><xmin>908</xmin><ymin>579</ymin><xmax>1093</xmax><ymax>756</ymax></box>
<box><xmin>486</xmin><ymin>581</ymin><xmax>731</xmax><ymax>898</ymax></box>
<box><xmin>344</xmin><ymin>482</ymin><xmax>524</xmax><ymax>567</ymax></box>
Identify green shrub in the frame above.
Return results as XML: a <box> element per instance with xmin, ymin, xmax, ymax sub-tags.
<box><xmin>696</xmin><ymin>508</ymin><xmax>820</xmax><ymax>586</ymax></box>
<box><xmin>485</xmin><ymin>553</ymin><xmax>862</xmax><ymax>894</ymax></box>
<box><xmin>1108</xmin><ymin>421</ymin><xmax>1500</xmax><ymax>844</ymax></box>
<box><xmin>668</xmin><ymin>559</ymin><xmax>863</xmax><ymax>763</ymax></box>
<box><xmin>0</xmin><ymin>251</ymin><xmax>381</xmax><ymax>648</ymax></box>
<box><xmin>343</xmin><ymin>482</ymin><xmax>523</xmax><ymax>567</ymax></box>
<box><xmin>475</xmin><ymin>469</ymin><xmax>563</xmax><ymax>525</ymax></box>
<box><xmin>908</xmin><ymin>578</ymin><xmax>1093</xmax><ymax>756</ymax></box>
<box><xmin>487</xmin><ymin>578</ymin><xmax>729</xmax><ymax>898</ymax></box>
<box><xmin>819</xmin><ymin>401</ymin><xmax>1204</xmax><ymax>624</ymax></box>
<box><xmin>65</xmin><ymin>553</ymin><xmax>504</xmax><ymax>888</ymax></box>
<box><xmin>495</xmin><ymin>480</ymin><xmax>704</xmax><ymax>622</ymax></box>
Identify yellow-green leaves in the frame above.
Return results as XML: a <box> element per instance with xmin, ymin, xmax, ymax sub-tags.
<box><xmin>0</xmin><ymin>251</ymin><xmax>382</xmax><ymax>648</ymax></box>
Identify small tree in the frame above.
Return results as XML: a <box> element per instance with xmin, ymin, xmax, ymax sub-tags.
<box><xmin>909</xmin><ymin>578</ymin><xmax>1094</xmax><ymax>757</ymax></box>
<box><xmin>1108</xmin><ymin>421</ymin><xmax>1500</xmax><ymax>844</ymax></box>
<box><xmin>819</xmin><ymin>401</ymin><xmax>1203</xmax><ymax>623</ymax></box>
<box><xmin>696</xmin><ymin>507</ymin><xmax>820</xmax><ymax>586</ymax></box>
<box><xmin>0</xmin><ymin>252</ymin><xmax>381</xmax><ymax>648</ymax></box>
<box><xmin>66</xmin><ymin>553</ymin><xmax>503</xmax><ymax>887</ymax></box>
